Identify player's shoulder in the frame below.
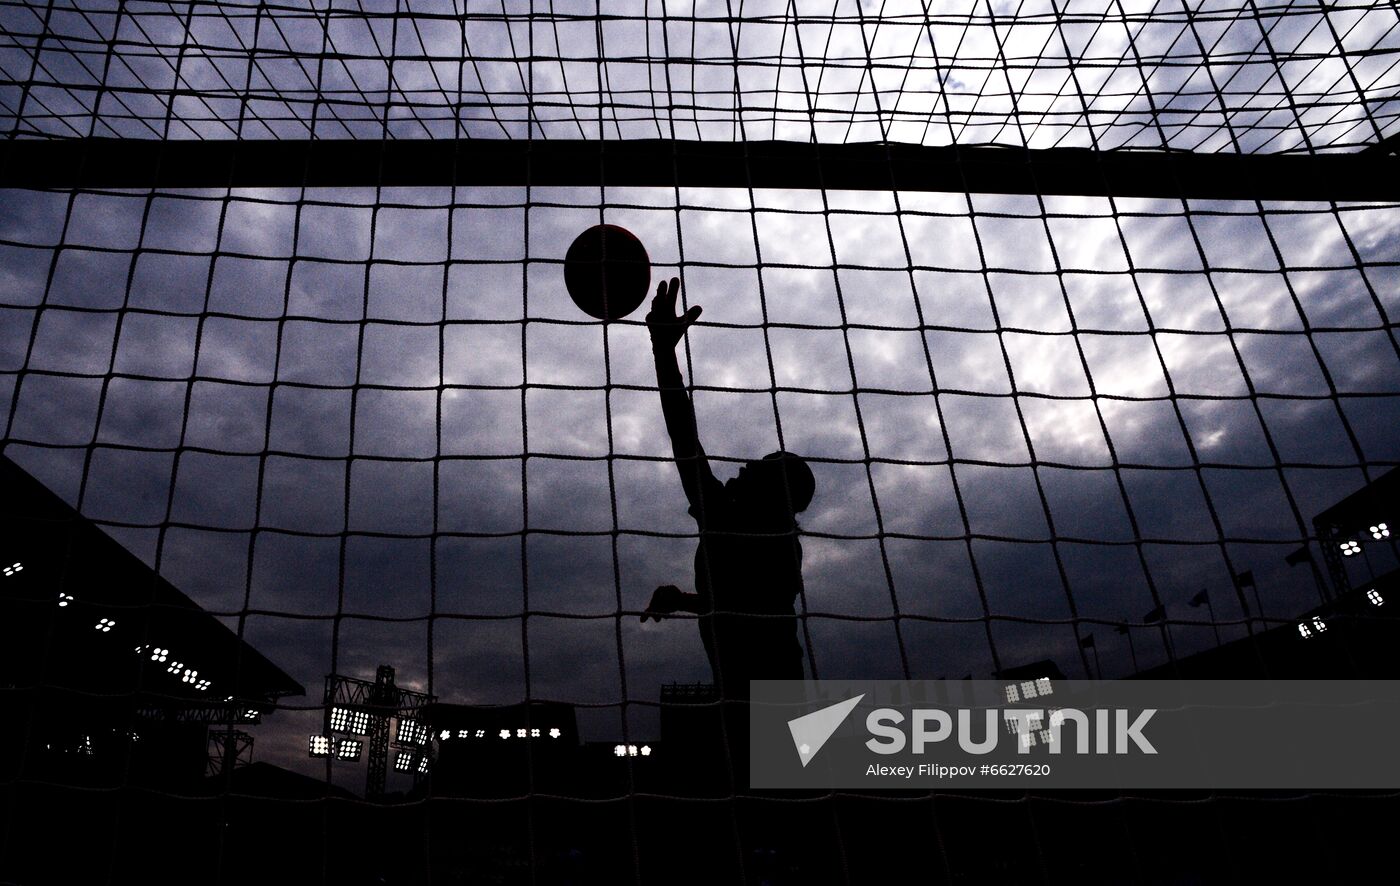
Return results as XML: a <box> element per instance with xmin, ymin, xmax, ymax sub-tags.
<box><xmin>687</xmin><ymin>485</ymin><xmax>738</xmax><ymax>523</ymax></box>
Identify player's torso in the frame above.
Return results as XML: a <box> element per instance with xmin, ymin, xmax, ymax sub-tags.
<box><xmin>694</xmin><ymin>530</ymin><xmax>803</xmax><ymax>616</ymax></box>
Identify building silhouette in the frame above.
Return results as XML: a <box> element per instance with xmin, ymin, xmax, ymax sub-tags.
<box><xmin>0</xmin><ymin>454</ymin><xmax>302</xmax><ymax>791</ymax></box>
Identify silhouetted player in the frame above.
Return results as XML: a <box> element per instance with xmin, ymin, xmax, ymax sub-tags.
<box><xmin>641</xmin><ymin>277</ymin><xmax>815</xmax><ymax>699</ymax></box>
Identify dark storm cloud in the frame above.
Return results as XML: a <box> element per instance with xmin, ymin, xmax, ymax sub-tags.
<box><xmin>6</xmin><ymin>179</ymin><xmax>1397</xmax><ymax>779</ymax></box>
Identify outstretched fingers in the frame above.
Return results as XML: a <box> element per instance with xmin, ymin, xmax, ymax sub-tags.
<box><xmin>646</xmin><ymin>278</ymin><xmax>699</xmax><ymax>346</ymax></box>
<box><xmin>650</xmin><ymin>276</ymin><xmax>680</xmax><ymax>317</ymax></box>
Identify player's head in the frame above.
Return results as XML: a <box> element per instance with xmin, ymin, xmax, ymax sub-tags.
<box><xmin>728</xmin><ymin>450</ymin><xmax>815</xmax><ymax>517</ymax></box>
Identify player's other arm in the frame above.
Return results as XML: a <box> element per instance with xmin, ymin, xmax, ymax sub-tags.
<box><xmin>645</xmin><ymin>277</ymin><xmax>722</xmax><ymax>509</ymax></box>
<box><xmin>641</xmin><ymin>584</ymin><xmax>704</xmax><ymax>622</ymax></box>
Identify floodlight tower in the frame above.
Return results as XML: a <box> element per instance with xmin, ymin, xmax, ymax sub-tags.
<box><xmin>310</xmin><ymin>664</ymin><xmax>434</xmax><ymax>800</ymax></box>
<box><xmin>364</xmin><ymin>665</ymin><xmax>397</xmax><ymax>798</ymax></box>
<box><xmin>994</xmin><ymin>660</ymin><xmax>1065</xmax><ymax>750</ymax></box>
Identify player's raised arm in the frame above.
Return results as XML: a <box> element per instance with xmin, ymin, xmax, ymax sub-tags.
<box><xmin>646</xmin><ymin>277</ymin><xmax>721</xmax><ymax>510</ymax></box>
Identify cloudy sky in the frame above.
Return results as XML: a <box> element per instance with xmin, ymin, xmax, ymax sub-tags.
<box><xmin>1</xmin><ymin>0</ymin><xmax>1398</xmax><ymax>789</ymax></box>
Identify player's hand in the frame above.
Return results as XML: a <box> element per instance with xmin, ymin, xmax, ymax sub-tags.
<box><xmin>642</xmin><ymin>584</ymin><xmax>685</xmax><ymax>622</ymax></box>
<box><xmin>645</xmin><ymin>277</ymin><xmax>701</xmax><ymax>350</ymax></box>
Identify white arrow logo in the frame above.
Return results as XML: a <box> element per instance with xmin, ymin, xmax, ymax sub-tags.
<box><xmin>787</xmin><ymin>694</ymin><xmax>865</xmax><ymax>767</ymax></box>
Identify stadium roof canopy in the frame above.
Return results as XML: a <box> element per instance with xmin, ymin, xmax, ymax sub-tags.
<box><xmin>0</xmin><ymin>454</ymin><xmax>305</xmax><ymax>705</ymax></box>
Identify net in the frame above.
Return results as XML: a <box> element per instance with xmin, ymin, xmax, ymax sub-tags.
<box><xmin>2</xmin><ymin>1</ymin><xmax>1399</xmax><ymax>882</ymax></box>
<box><xmin>2</xmin><ymin>0</ymin><xmax>1398</xmax><ymax>148</ymax></box>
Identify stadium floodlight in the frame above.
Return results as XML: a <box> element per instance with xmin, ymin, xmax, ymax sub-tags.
<box><xmin>3</xmin><ymin>562</ymin><xmax>21</xmax><ymax>577</ymax></box>
<box><xmin>1371</xmin><ymin>524</ymin><xmax>1390</xmax><ymax>540</ymax></box>
<box><xmin>94</xmin><ymin>618</ymin><xmax>115</xmax><ymax>632</ymax></box>
<box><xmin>336</xmin><ymin>739</ymin><xmax>362</xmax><ymax>761</ymax></box>
<box><xmin>627</xmin><ymin>745</ymin><xmax>639</xmax><ymax>757</ymax></box>
<box><xmin>530</xmin><ymin>728</ymin><xmax>540</xmax><ymax>738</ymax></box>
<box><xmin>57</xmin><ymin>592</ymin><xmax>72</xmax><ymax>607</ymax></box>
<box><xmin>417</xmin><ymin>757</ymin><xmax>429</xmax><ymax>774</ymax></box>
<box><xmin>500</xmin><ymin>729</ymin><xmax>511</xmax><ymax>740</ymax></box>
<box><xmin>549</xmin><ymin>728</ymin><xmax>561</xmax><ymax>739</ymax></box>
<box><xmin>320</xmin><ymin>666</ymin><xmax>435</xmax><ymax>801</ymax></box>
<box><xmin>439</xmin><ymin>729</ymin><xmax>451</xmax><ymax>741</ymax></box>
<box><xmin>150</xmin><ymin>648</ymin><xmax>168</xmax><ymax>662</ymax></box>
<box><xmin>308</xmin><ymin>735</ymin><xmax>331</xmax><ymax>757</ymax></box>
<box><xmin>1299</xmin><ymin>622</ymin><xmax>1314</xmax><ymax>639</ymax></box>
<box><xmin>1312</xmin><ymin>617</ymin><xmax>1328</xmax><ymax>633</ymax></box>
<box><xmin>1004</xmin><ymin>684</ymin><xmax>1020</xmax><ymax>703</ymax></box>
<box><xmin>1035</xmin><ymin>678</ymin><xmax>1053</xmax><ymax>696</ymax></box>
<box><xmin>613</xmin><ymin>744</ymin><xmax>626</xmax><ymax>757</ymax></box>
<box><xmin>167</xmin><ymin>661</ymin><xmax>183</xmax><ymax>674</ymax></box>
<box><xmin>516</xmin><ymin>728</ymin><xmax>527</xmax><ymax>738</ymax></box>
<box><xmin>1341</xmin><ymin>540</ymin><xmax>1362</xmax><ymax>557</ymax></box>
<box><xmin>397</xmin><ymin>719</ymin><xmax>429</xmax><ymax>745</ymax></box>
<box><xmin>640</xmin><ymin>745</ymin><xmax>652</xmax><ymax>756</ymax></box>
<box><xmin>475</xmin><ymin>730</ymin><xmax>485</xmax><ymax>738</ymax></box>
<box><xmin>180</xmin><ymin>668</ymin><xmax>199</xmax><ymax>684</ymax></box>
<box><xmin>393</xmin><ymin>752</ymin><xmax>413</xmax><ymax>772</ymax></box>
<box><xmin>330</xmin><ymin>706</ymin><xmax>370</xmax><ymax>735</ymax></box>
<box><xmin>195</xmin><ymin>678</ymin><xmax>211</xmax><ymax>691</ymax></box>
<box><xmin>458</xmin><ymin>729</ymin><xmax>470</xmax><ymax>739</ymax></box>
<box><xmin>1368</xmin><ymin>589</ymin><xmax>1384</xmax><ymax>606</ymax></box>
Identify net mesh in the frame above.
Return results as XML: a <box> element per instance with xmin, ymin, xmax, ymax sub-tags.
<box><xmin>2</xmin><ymin>0</ymin><xmax>1398</xmax><ymax>149</ymax></box>
<box><xmin>2</xmin><ymin>0</ymin><xmax>1399</xmax><ymax>882</ymax></box>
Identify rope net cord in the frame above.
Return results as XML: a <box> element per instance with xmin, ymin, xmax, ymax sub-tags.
<box><xmin>2</xmin><ymin>0</ymin><xmax>1400</xmax><ymax>882</ymax></box>
<box><xmin>1</xmin><ymin>0</ymin><xmax>1397</xmax><ymax>151</ymax></box>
